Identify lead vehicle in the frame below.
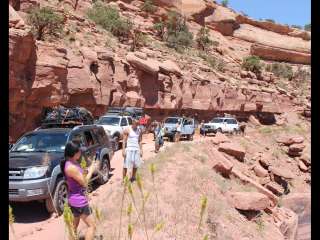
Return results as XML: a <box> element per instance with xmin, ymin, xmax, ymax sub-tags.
<box><xmin>9</xmin><ymin>125</ymin><xmax>114</xmax><ymax>215</ymax></box>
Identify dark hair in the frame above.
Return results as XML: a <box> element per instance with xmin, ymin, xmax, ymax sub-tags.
<box><xmin>60</xmin><ymin>141</ymin><xmax>81</xmax><ymax>176</ymax></box>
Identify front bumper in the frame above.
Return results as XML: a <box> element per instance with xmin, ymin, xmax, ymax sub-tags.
<box><xmin>9</xmin><ymin>178</ymin><xmax>51</xmax><ymax>202</ymax></box>
<box><xmin>201</xmin><ymin>127</ymin><xmax>216</xmax><ymax>133</ymax></box>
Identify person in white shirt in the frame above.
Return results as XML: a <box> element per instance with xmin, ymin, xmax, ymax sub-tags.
<box><xmin>122</xmin><ymin>119</ymin><xmax>143</xmax><ymax>182</ymax></box>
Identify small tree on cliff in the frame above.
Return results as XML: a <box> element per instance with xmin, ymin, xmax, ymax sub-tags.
<box><xmin>221</xmin><ymin>0</ymin><xmax>229</xmax><ymax>7</ymax></box>
<box><xmin>28</xmin><ymin>7</ymin><xmax>64</xmax><ymax>41</ymax></box>
<box><xmin>196</xmin><ymin>27</ymin><xmax>213</xmax><ymax>51</ymax></box>
<box><xmin>241</xmin><ymin>56</ymin><xmax>263</xmax><ymax>75</ymax></box>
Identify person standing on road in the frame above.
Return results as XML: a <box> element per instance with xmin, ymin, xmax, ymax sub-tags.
<box><xmin>175</xmin><ymin>120</ymin><xmax>182</xmax><ymax>142</ymax></box>
<box><xmin>199</xmin><ymin>120</ymin><xmax>205</xmax><ymax>140</ymax></box>
<box><xmin>154</xmin><ymin>122</ymin><xmax>164</xmax><ymax>153</ymax></box>
<box><xmin>61</xmin><ymin>141</ymin><xmax>99</xmax><ymax>240</ymax></box>
<box><xmin>122</xmin><ymin>118</ymin><xmax>143</xmax><ymax>182</ymax></box>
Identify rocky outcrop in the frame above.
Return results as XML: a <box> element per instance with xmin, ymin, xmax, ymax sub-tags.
<box><xmin>205</xmin><ymin>5</ymin><xmax>239</xmax><ymax>36</ymax></box>
<box><xmin>236</xmin><ymin>15</ymin><xmax>311</xmax><ymax>41</ymax></box>
<box><xmin>218</xmin><ymin>142</ymin><xmax>246</xmax><ymax>161</ymax></box>
<box><xmin>251</xmin><ymin>44</ymin><xmax>311</xmax><ymax>65</ymax></box>
<box><xmin>226</xmin><ymin>191</ymin><xmax>270</xmax><ymax>211</ymax></box>
<box><xmin>234</xmin><ymin>24</ymin><xmax>310</xmax><ymax>53</ymax></box>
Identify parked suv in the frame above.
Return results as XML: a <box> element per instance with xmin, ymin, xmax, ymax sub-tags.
<box><xmin>96</xmin><ymin>115</ymin><xmax>133</xmax><ymax>150</ymax></box>
<box><xmin>201</xmin><ymin>117</ymin><xmax>239</xmax><ymax>134</ymax></box>
<box><xmin>9</xmin><ymin>125</ymin><xmax>114</xmax><ymax>215</ymax></box>
<box><xmin>163</xmin><ymin>117</ymin><xmax>195</xmax><ymax>141</ymax></box>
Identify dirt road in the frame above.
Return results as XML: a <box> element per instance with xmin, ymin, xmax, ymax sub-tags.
<box><xmin>9</xmin><ymin>133</ymin><xmax>176</xmax><ymax>240</ymax></box>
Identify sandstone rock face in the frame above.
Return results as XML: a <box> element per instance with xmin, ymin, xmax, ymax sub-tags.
<box><xmin>209</xmin><ymin>148</ymin><xmax>233</xmax><ymax>177</ymax></box>
<box><xmin>251</xmin><ymin>44</ymin><xmax>311</xmax><ymax>65</ymax></box>
<box><xmin>154</xmin><ymin>0</ymin><xmax>207</xmax><ymax>17</ymax></box>
<box><xmin>205</xmin><ymin>5</ymin><xmax>239</xmax><ymax>36</ymax></box>
<box><xmin>126</xmin><ymin>52</ymin><xmax>160</xmax><ymax>75</ymax></box>
<box><xmin>234</xmin><ymin>24</ymin><xmax>310</xmax><ymax>53</ymax></box>
<box><xmin>226</xmin><ymin>191</ymin><xmax>270</xmax><ymax>211</ymax></box>
<box><xmin>159</xmin><ymin>60</ymin><xmax>182</xmax><ymax>77</ymax></box>
<box><xmin>211</xmin><ymin>132</ymin><xmax>230</xmax><ymax>145</ymax></box>
<box><xmin>253</xmin><ymin>164</ymin><xmax>269</xmax><ymax>178</ymax></box>
<box><xmin>269</xmin><ymin>166</ymin><xmax>294</xmax><ymax>180</ymax></box>
<box><xmin>218</xmin><ymin>142</ymin><xmax>245</xmax><ymax>161</ymax></box>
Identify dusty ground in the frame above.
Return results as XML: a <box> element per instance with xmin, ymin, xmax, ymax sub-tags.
<box><xmin>9</xmin><ymin>120</ymin><xmax>311</xmax><ymax>240</ymax></box>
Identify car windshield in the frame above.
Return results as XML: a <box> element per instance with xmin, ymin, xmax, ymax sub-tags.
<box><xmin>211</xmin><ymin>118</ymin><xmax>224</xmax><ymax>123</ymax></box>
<box><xmin>97</xmin><ymin>117</ymin><xmax>120</xmax><ymax>126</ymax></box>
<box><xmin>11</xmin><ymin>132</ymin><xmax>69</xmax><ymax>153</ymax></box>
<box><xmin>165</xmin><ymin>118</ymin><xmax>180</xmax><ymax>124</ymax></box>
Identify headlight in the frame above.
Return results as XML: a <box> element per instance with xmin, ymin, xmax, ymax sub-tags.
<box><xmin>24</xmin><ymin>166</ymin><xmax>49</xmax><ymax>179</ymax></box>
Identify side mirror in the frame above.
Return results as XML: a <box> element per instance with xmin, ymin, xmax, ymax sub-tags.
<box><xmin>9</xmin><ymin>144</ymin><xmax>13</xmax><ymax>150</ymax></box>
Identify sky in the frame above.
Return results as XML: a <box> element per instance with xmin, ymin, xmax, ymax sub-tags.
<box><xmin>217</xmin><ymin>0</ymin><xmax>311</xmax><ymax>26</ymax></box>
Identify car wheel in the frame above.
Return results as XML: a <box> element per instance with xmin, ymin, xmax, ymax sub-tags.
<box><xmin>96</xmin><ymin>158</ymin><xmax>110</xmax><ymax>185</ymax></box>
<box><xmin>45</xmin><ymin>178</ymin><xmax>68</xmax><ymax>215</ymax></box>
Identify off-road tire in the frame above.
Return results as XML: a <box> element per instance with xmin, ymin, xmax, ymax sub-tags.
<box><xmin>96</xmin><ymin>157</ymin><xmax>110</xmax><ymax>185</ymax></box>
<box><xmin>113</xmin><ymin>135</ymin><xmax>120</xmax><ymax>151</ymax></box>
<box><xmin>45</xmin><ymin>178</ymin><xmax>68</xmax><ymax>215</ymax></box>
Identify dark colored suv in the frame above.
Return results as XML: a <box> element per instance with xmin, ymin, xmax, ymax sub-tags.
<box><xmin>9</xmin><ymin>125</ymin><xmax>114</xmax><ymax>214</ymax></box>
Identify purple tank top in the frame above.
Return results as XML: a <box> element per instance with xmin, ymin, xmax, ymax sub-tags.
<box><xmin>64</xmin><ymin>161</ymin><xmax>88</xmax><ymax>207</ymax></box>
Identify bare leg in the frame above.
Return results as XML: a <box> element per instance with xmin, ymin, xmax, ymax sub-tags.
<box><xmin>131</xmin><ymin>168</ymin><xmax>137</xmax><ymax>180</ymax></box>
<box><xmin>123</xmin><ymin>168</ymin><xmax>127</xmax><ymax>181</ymax></box>
<box><xmin>69</xmin><ymin>217</ymin><xmax>80</xmax><ymax>240</ymax></box>
<box><xmin>81</xmin><ymin>214</ymin><xmax>96</xmax><ymax>240</ymax></box>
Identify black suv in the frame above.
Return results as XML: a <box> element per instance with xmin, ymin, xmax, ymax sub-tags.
<box><xmin>9</xmin><ymin>125</ymin><xmax>114</xmax><ymax>214</ymax></box>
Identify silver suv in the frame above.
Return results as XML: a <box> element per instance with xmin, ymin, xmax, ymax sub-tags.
<box><xmin>201</xmin><ymin>117</ymin><xmax>240</xmax><ymax>134</ymax></box>
<box><xmin>9</xmin><ymin>125</ymin><xmax>114</xmax><ymax>215</ymax></box>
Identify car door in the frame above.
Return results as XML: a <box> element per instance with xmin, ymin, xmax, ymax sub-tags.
<box><xmin>182</xmin><ymin>119</ymin><xmax>192</xmax><ymax>135</ymax></box>
<box><xmin>226</xmin><ymin>119</ymin><xmax>235</xmax><ymax>132</ymax></box>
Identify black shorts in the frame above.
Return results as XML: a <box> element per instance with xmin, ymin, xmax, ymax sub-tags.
<box><xmin>70</xmin><ymin>205</ymin><xmax>91</xmax><ymax>217</ymax></box>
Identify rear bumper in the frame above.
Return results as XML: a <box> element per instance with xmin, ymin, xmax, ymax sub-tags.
<box><xmin>201</xmin><ymin>128</ymin><xmax>216</xmax><ymax>133</ymax></box>
<box><xmin>9</xmin><ymin>178</ymin><xmax>51</xmax><ymax>202</ymax></box>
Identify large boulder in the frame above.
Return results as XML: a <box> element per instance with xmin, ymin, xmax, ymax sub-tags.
<box><xmin>226</xmin><ymin>191</ymin><xmax>270</xmax><ymax>211</ymax></box>
<box><xmin>211</xmin><ymin>132</ymin><xmax>230</xmax><ymax>145</ymax></box>
<box><xmin>276</xmin><ymin>136</ymin><xmax>304</xmax><ymax>146</ymax></box>
<box><xmin>159</xmin><ymin>60</ymin><xmax>182</xmax><ymax>77</ymax></box>
<box><xmin>209</xmin><ymin>148</ymin><xmax>233</xmax><ymax>177</ymax></box>
<box><xmin>9</xmin><ymin>5</ymin><xmax>25</xmax><ymax>29</ymax></box>
<box><xmin>218</xmin><ymin>142</ymin><xmax>246</xmax><ymax>161</ymax></box>
<box><xmin>205</xmin><ymin>5</ymin><xmax>239</xmax><ymax>36</ymax></box>
<box><xmin>269</xmin><ymin>166</ymin><xmax>294</xmax><ymax>180</ymax></box>
<box><xmin>126</xmin><ymin>52</ymin><xmax>160</xmax><ymax>75</ymax></box>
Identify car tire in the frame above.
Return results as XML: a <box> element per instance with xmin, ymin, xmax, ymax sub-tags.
<box><xmin>96</xmin><ymin>158</ymin><xmax>110</xmax><ymax>185</ymax></box>
<box><xmin>45</xmin><ymin>178</ymin><xmax>68</xmax><ymax>215</ymax></box>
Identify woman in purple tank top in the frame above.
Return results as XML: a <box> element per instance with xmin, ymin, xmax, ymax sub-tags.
<box><xmin>61</xmin><ymin>141</ymin><xmax>99</xmax><ymax>240</ymax></box>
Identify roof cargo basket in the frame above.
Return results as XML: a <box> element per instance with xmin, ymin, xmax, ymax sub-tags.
<box><xmin>40</xmin><ymin>106</ymin><xmax>94</xmax><ymax>129</ymax></box>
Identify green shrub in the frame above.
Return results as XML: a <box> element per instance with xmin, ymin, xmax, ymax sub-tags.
<box><xmin>164</xmin><ymin>11</ymin><xmax>193</xmax><ymax>51</ymax></box>
<box><xmin>199</xmin><ymin>53</ymin><xmax>225</xmax><ymax>72</ymax></box>
<box><xmin>221</xmin><ymin>0</ymin><xmax>229</xmax><ymax>7</ymax></box>
<box><xmin>196</xmin><ymin>27</ymin><xmax>213</xmax><ymax>51</ymax></box>
<box><xmin>28</xmin><ymin>7</ymin><xmax>64</xmax><ymax>40</ymax></box>
<box><xmin>291</xmin><ymin>24</ymin><xmax>302</xmax><ymax>29</ymax></box>
<box><xmin>241</xmin><ymin>56</ymin><xmax>263</xmax><ymax>75</ymax></box>
<box><xmin>153</xmin><ymin>21</ymin><xmax>165</xmax><ymax>39</ymax></box>
<box><xmin>304</xmin><ymin>23</ymin><xmax>311</xmax><ymax>31</ymax></box>
<box><xmin>265</xmin><ymin>63</ymin><xmax>293</xmax><ymax>79</ymax></box>
<box><xmin>140</xmin><ymin>0</ymin><xmax>157</xmax><ymax>13</ymax></box>
<box><xmin>265</xmin><ymin>19</ymin><xmax>275</xmax><ymax>23</ymax></box>
<box><xmin>131</xmin><ymin>30</ymin><xmax>148</xmax><ymax>51</ymax></box>
<box><xmin>87</xmin><ymin>2</ymin><xmax>133</xmax><ymax>40</ymax></box>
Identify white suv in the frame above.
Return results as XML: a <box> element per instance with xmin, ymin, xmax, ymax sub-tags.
<box><xmin>96</xmin><ymin>115</ymin><xmax>133</xmax><ymax>150</ymax></box>
<box><xmin>202</xmin><ymin>117</ymin><xmax>239</xmax><ymax>134</ymax></box>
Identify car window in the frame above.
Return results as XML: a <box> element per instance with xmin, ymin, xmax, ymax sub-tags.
<box><xmin>97</xmin><ymin>116</ymin><xmax>120</xmax><ymax>126</ymax></box>
<box><xmin>127</xmin><ymin>117</ymin><xmax>133</xmax><ymax>125</ymax></box>
<box><xmin>121</xmin><ymin>118</ymin><xmax>128</xmax><ymax>126</ymax></box>
<box><xmin>165</xmin><ymin>118</ymin><xmax>179</xmax><ymax>124</ymax></box>
<box><xmin>83</xmin><ymin>130</ymin><xmax>96</xmax><ymax>147</ymax></box>
<box><xmin>211</xmin><ymin>118</ymin><xmax>223</xmax><ymax>123</ymax></box>
<box><xmin>183</xmin><ymin>119</ymin><xmax>192</xmax><ymax>125</ymax></box>
<box><xmin>12</xmin><ymin>132</ymin><xmax>68</xmax><ymax>152</ymax></box>
<box><xmin>92</xmin><ymin>127</ymin><xmax>109</xmax><ymax>145</ymax></box>
<box><xmin>70</xmin><ymin>132</ymin><xmax>86</xmax><ymax>147</ymax></box>
<box><xmin>226</xmin><ymin>119</ymin><xmax>237</xmax><ymax>124</ymax></box>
